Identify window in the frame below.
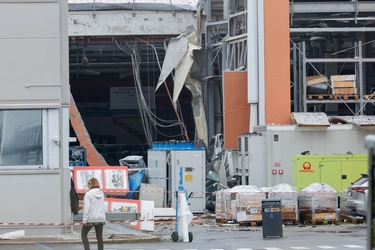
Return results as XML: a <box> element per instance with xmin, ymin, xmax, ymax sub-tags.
<box><xmin>0</xmin><ymin>110</ymin><xmax>43</xmax><ymax>167</ymax></box>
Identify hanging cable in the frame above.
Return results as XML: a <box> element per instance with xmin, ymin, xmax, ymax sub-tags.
<box><xmin>134</xmin><ymin>37</ymin><xmax>190</xmax><ymax>141</ymax></box>
<box><xmin>115</xmin><ymin>38</ymin><xmax>153</xmax><ymax>146</ymax></box>
<box><xmin>114</xmin><ymin>38</ymin><xmax>177</xmax><ymax>126</ymax></box>
<box><xmin>114</xmin><ymin>38</ymin><xmax>187</xmax><ymax>144</ymax></box>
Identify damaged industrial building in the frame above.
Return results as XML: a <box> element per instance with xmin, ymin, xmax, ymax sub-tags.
<box><xmin>68</xmin><ymin>0</ymin><xmax>375</xmax><ymax>206</ymax></box>
<box><xmin>2</xmin><ymin>0</ymin><xmax>375</xmax><ymax>236</ymax></box>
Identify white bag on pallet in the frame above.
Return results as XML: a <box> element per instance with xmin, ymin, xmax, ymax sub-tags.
<box><xmin>299</xmin><ymin>182</ymin><xmax>337</xmax><ymax>212</ymax></box>
<box><xmin>269</xmin><ymin>183</ymin><xmax>298</xmax><ymax>221</ymax></box>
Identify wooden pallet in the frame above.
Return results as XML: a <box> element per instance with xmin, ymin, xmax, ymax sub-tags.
<box><xmin>303</xmin><ymin>219</ymin><xmax>339</xmax><ymax>225</ymax></box>
<box><xmin>364</xmin><ymin>94</ymin><xmax>375</xmax><ymax>100</ymax></box>
<box><xmin>282</xmin><ymin>207</ymin><xmax>297</xmax><ymax>213</ymax></box>
<box><xmin>282</xmin><ymin>220</ymin><xmax>299</xmax><ymax>225</ymax></box>
<box><xmin>215</xmin><ymin>218</ymin><xmax>229</xmax><ymax>224</ymax></box>
<box><xmin>215</xmin><ymin>214</ymin><xmax>236</xmax><ymax>224</ymax></box>
<box><xmin>300</xmin><ymin>211</ymin><xmax>339</xmax><ymax>225</ymax></box>
<box><xmin>307</xmin><ymin>94</ymin><xmax>359</xmax><ymax>100</ymax></box>
<box><xmin>340</xmin><ymin>216</ymin><xmax>365</xmax><ymax>224</ymax></box>
<box><xmin>299</xmin><ymin>209</ymin><xmax>336</xmax><ymax>213</ymax></box>
<box><xmin>300</xmin><ymin>212</ymin><xmax>337</xmax><ymax>221</ymax></box>
<box><xmin>239</xmin><ymin>221</ymin><xmax>262</xmax><ymax>226</ymax></box>
<box><xmin>307</xmin><ymin>94</ymin><xmax>333</xmax><ymax>100</ymax></box>
<box><xmin>282</xmin><ymin>214</ymin><xmax>298</xmax><ymax>221</ymax></box>
<box><xmin>333</xmin><ymin>94</ymin><xmax>358</xmax><ymax>100</ymax></box>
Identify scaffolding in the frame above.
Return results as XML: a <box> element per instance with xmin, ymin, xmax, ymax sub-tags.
<box><xmin>290</xmin><ymin>0</ymin><xmax>375</xmax><ymax>116</ymax></box>
<box><xmin>204</xmin><ymin>0</ymin><xmax>247</xmax><ymax>139</ymax></box>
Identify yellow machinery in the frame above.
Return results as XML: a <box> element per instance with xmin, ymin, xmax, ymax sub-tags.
<box><xmin>291</xmin><ymin>154</ymin><xmax>367</xmax><ymax>192</ymax></box>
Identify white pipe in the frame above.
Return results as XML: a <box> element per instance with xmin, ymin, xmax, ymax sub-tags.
<box><xmin>257</xmin><ymin>0</ymin><xmax>266</xmax><ymax>126</ymax></box>
<box><xmin>249</xmin><ymin>104</ymin><xmax>258</xmax><ymax>133</ymax></box>
<box><xmin>247</xmin><ymin>0</ymin><xmax>259</xmax><ymax>104</ymax></box>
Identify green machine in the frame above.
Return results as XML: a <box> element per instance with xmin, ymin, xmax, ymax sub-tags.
<box><xmin>291</xmin><ymin>154</ymin><xmax>368</xmax><ymax>192</ymax></box>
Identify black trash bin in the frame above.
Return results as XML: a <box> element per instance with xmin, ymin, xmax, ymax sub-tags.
<box><xmin>262</xmin><ymin>198</ymin><xmax>283</xmax><ymax>238</ymax></box>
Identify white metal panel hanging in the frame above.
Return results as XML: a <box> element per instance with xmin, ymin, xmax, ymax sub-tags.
<box><xmin>291</xmin><ymin>112</ymin><xmax>330</xmax><ymax>126</ymax></box>
<box><xmin>330</xmin><ymin>116</ymin><xmax>375</xmax><ymax>126</ymax></box>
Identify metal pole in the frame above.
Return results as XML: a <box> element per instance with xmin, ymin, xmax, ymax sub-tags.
<box><xmin>302</xmin><ymin>41</ymin><xmax>307</xmax><ymax>112</ymax></box>
<box><xmin>364</xmin><ymin>135</ymin><xmax>375</xmax><ymax>250</ymax></box>
<box><xmin>205</xmin><ymin>0</ymin><xmax>214</xmax><ymax>141</ymax></box>
<box><xmin>355</xmin><ymin>41</ymin><xmax>359</xmax><ymax>113</ymax></box>
<box><xmin>298</xmin><ymin>42</ymin><xmax>303</xmax><ymax>112</ymax></box>
<box><xmin>293</xmin><ymin>43</ymin><xmax>298</xmax><ymax>112</ymax></box>
<box><xmin>359</xmin><ymin>40</ymin><xmax>364</xmax><ymax>115</ymax></box>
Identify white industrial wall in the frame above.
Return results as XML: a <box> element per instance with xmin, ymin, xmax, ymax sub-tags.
<box><xmin>248</xmin><ymin>125</ymin><xmax>375</xmax><ymax>188</ymax></box>
<box><xmin>0</xmin><ymin>0</ymin><xmax>70</xmax><ymax>235</ymax></box>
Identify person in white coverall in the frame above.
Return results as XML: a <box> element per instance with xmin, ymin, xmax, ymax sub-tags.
<box><xmin>81</xmin><ymin>177</ymin><xmax>106</xmax><ymax>250</ymax></box>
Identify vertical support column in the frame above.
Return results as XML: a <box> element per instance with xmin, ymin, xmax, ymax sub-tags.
<box><xmin>365</xmin><ymin>33</ymin><xmax>374</xmax><ymax>115</ymax></box>
<box><xmin>205</xmin><ymin>78</ymin><xmax>215</xmax><ymax>141</ymax></box>
<box><xmin>298</xmin><ymin>42</ymin><xmax>303</xmax><ymax>112</ymax></box>
<box><xmin>59</xmin><ymin>0</ymin><xmax>71</xmax><ymax>233</ymax></box>
<box><xmin>204</xmin><ymin>0</ymin><xmax>214</xmax><ymax>141</ymax></box>
<box><xmin>223</xmin><ymin>0</ymin><xmax>230</xmax><ymax>20</ymax></box>
<box><xmin>293</xmin><ymin>43</ymin><xmax>298</xmax><ymax>112</ymax></box>
<box><xmin>364</xmin><ymin>135</ymin><xmax>375</xmax><ymax>250</ymax></box>
<box><xmin>257</xmin><ymin>0</ymin><xmax>265</xmax><ymax>126</ymax></box>
<box><xmin>248</xmin><ymin>0</ymin><xmax>259</xmax><ymax>132</ymax></box>
<box><xmin>355</xmin><ymin>41</ymin><xmax>359</xmax><ymax>113</ymax></box>
<box><xmin>302</xmin><ymin>41</ymin><xmax>307</xmax><ymax>112</ymax></box>
<box><xmin>359</xmin><ymin>40</ymin><xmax>364</xmax><ymax>115</ymax></box>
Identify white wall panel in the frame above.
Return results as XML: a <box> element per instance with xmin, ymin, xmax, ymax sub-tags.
<box><xmin>0</xmin><ymin>172</ymin><xmax>63</xmax><ymax>234</ymax></box>
<box><xmin>0</xmin><ymin>38</ymin><xmax>61</xmax><ymax>102</ymax></box>
<box><xmin>0</xmin><ymin>0</ymin><xmax>70</xmax><ymax>236</ymax></box>
<box><xmin>0</xmin><ymin>2</ymin><xmax>59</xmax><ymax>39</ymax></box>
<box><xmin>47</xmin><ymin>109</ymin><xmax>60</xmax><ymax>169</ymax></box>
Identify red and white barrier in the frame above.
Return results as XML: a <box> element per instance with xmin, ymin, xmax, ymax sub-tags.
<box><xmin>0</xmin><ymin>214</ymin><xmax>216</xmax><ymax>227</ymax></box>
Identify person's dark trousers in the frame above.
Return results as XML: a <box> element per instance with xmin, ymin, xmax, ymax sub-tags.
<box><xmin>81</xmin><ymin>224</ymin><xmax>104</xmax><ymax>250</ymax></box>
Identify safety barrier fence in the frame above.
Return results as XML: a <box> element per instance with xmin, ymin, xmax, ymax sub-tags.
<box><xmin>0</xmin><ymin>214</ymin><xmax>216</xmax><ymax>228</ymax></box>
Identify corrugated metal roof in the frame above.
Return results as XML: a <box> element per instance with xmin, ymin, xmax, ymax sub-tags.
<box><xmin>330</xmin><ymin>116</ymin><xmax>375</xmax><ymax>126</ymax></box>
<box><xmin>291</xmin><ymin>112</ymin><xmax>330</xmax><ymax>126</ymax></box>
<box><xmin>68</xmin><ymin>0</ymin><xmax>198</xmax><ymax>11</ymax></box>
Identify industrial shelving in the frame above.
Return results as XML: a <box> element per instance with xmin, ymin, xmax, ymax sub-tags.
<box><xmin>297</xmin><ymin>40</ymin><xmax>375</xmax><ymax>115</ymax></box>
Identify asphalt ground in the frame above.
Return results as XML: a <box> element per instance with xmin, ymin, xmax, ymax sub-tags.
<box><xmin>0</xmin><ymin>217</ymin><xmax>367</xmax><ymax>245</ymax></box>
